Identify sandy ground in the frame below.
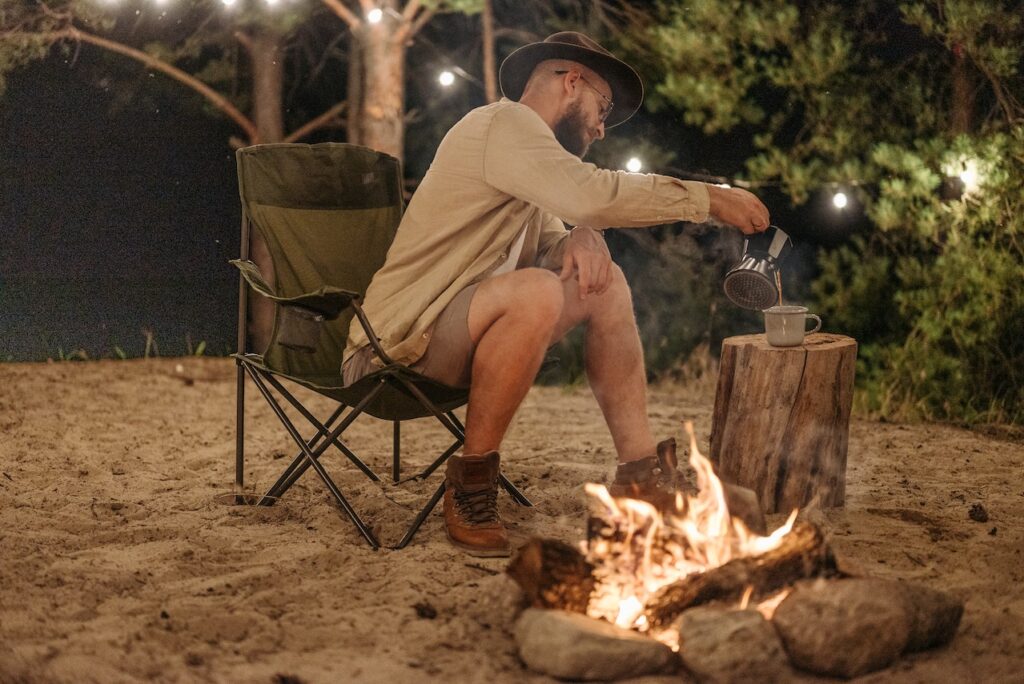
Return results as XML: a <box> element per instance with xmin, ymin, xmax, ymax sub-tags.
<box><xmin>1</xmin><ymin>357</ymin><xmax>1022</xmax><ymax>683</ymax></box>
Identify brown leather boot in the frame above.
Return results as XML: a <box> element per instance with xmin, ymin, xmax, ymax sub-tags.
<box><xmin>443</xmin><ymin>451</ymin><xmax>510</xmax><ymax>557</ymax></box>
<box><xmin>608</xmin><ymin>438</ymin><xmax>681</xmax><ymax>510</ymax></box>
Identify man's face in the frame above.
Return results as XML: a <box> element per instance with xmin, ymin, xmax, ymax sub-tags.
<box><xmin>552</xmin><ymin>100</ymin><xmax>593</xmax><ymax>157</ymax></box>
<box><xmin>553</xmin><ymin>100</ymin><xmax>593</xmax><ymax>158</ymax></box>
<box><xmin>552</xmin><ymin>70</ymin><xmax>612</xmax><ymax>158</ymax></box>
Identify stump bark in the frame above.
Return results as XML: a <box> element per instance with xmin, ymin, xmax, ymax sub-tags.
<box><xmin>710</xmin><ymin>333</ymin><xmax>857</xmax><ymax>514</ymax></box>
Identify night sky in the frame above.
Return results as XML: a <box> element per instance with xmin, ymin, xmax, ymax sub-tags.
<box><xmin>1</xmin><ymin>55</ymin><xmax>242</xmax><ymax>359</ymax></box>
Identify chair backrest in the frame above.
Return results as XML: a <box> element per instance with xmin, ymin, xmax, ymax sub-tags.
<box><xmin>236</xmin><ymin>143</ymin><xmax>403</xmax><ymax>378</ymax></box>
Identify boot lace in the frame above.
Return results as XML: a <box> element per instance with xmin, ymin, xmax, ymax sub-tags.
<box><xmin>454</xmin><ymin>487</ymin><xmax>499</xmax><ymax>525</ymax></box>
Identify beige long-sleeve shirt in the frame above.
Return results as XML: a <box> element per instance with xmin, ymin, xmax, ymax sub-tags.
<box><xmin>345</xmin><ymin>98</ymin><xmax>711</xmax><ymax>367</ymax></box>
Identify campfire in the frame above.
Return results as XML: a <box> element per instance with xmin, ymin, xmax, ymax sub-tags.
<box><xmin>506</xmin><ymin>424</ymin><xmax>964</xmax><ymax>681</ymax></box>
<box><xmin>582</xmin><ymin>424</ymin><xmax>799</xmax><ymax>640</ymax></box>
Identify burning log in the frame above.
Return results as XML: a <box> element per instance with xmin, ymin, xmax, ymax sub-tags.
<box><xmin>710</xmin><ymin>334</ymin><xmax>857</xmax><ymax>514</ymax></box>
<box><xmin>506</xmin><ymin>538</ymin><xmax>596</xmax><ymax>614</ymax></box>
<box><xmin>643</xmin><ymin>521</ymin><xmax>838</xmax><ymax>628</ymax></box>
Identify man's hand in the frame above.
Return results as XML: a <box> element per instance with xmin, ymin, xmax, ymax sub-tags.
<box><xmin>706</xmin><ymin>185</ymin><xmax>771</xmax><ymax>235</ymax></box>
<box><xmin>560</xmin><ymin>226</ymin><xmax>612</xmax><ymax>300</ymax></box>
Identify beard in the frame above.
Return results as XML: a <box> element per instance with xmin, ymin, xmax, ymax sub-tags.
<box><xmin>553</xmin><ymin>101</ymin><xmax>592</xmax><ymax>158</ymax></box>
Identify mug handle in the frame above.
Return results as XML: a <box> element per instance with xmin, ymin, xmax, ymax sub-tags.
<box><xmin>805</xmin><ymin>314</ymin><xmax>822</xmax><ymax>334</ymax></box>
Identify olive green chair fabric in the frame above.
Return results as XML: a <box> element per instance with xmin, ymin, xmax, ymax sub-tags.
<box><xmin>230</xmin><ymin>143</ymin><xmax>474</xmax><ymax>549</ymax></box>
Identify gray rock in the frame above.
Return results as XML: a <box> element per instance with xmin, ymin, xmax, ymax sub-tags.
<box><xmin>678</xmin><ymin>606</ymin><xmax>790</xmax><ymax>683</ymax></box>
<box><xmin>772</xmin><ymin>578</ymin><xmax>912</xmax><ymax>678</ymax></box>
<box><xmin>515</xmin><ymin>608</ymin><xmax>677</xmax><ymax>681</ymax></box>
<box><xmin>721</xmin><ymin>482</ymin><xmax>768</xmax><ymax>535</ymax></box>
<box><xmin>885</xmin><ymin>580</ymin><xmax>964</xmax><ymax>652</ymax></box>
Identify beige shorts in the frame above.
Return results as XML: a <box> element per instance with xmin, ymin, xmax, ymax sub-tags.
<box><xmin>342</xmin><ymin>283</ymin><xmax>479</xmax><ymax>389</ymax></box>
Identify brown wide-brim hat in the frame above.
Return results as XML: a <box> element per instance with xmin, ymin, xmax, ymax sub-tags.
<box><xmin>499</xmin><ymin>31</ymin><xmax>643</xmax><ymax>129</ymax></box>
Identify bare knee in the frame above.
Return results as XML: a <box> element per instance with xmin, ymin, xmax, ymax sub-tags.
<box><xmin>470</xmin><ymin>268</ymin><xmax>565</xmax><ymax>343</ymax></box>
<box><xmin>591</xmin><ymin>263</ymin><xmax>636</xmax><ymax>322</ymax></box>
<box><xmin>597</xmin><ymin>263</ymin><xmax>633</xmax><ymax>306</ymax></box>
<box><xmin>511</xmin><ymin>268</ymin><xmax>564</xmax><ymax>327</ymax></box>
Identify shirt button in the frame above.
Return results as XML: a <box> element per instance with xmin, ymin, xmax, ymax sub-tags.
<box><xmin>422</xmin><ymin>333</ymin><xmax>429</xmax><ymax>339</ymax></box>
<box><xmin>500</xmin><ymin>252</ymin><xmax>508</xmax><ymax>260</ymax></box>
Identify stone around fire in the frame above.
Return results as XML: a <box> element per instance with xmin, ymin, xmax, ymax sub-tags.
<box><xmin>772</xmin><ymin>578</ymin><xmax>912</xmax><ymax>678</ymax></box>
<box><xmin>677</xmin><ymin>606</ymin><xmax>790</xmax><ymax>683</ymax></box>
<box><xmin>888</xmin><ymin>580</ymin><xmax>964</xmax><ymax>652</ymax></box>
<box><xmin>515</xmin><ymin>608</ymin><xmax>677</xmax><ymax>681</ymax></box>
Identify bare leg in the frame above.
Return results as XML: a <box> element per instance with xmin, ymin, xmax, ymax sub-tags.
<box><xmin>462</xmin><ymin>268</ymin><xmax>564</xmax><ymax>455</ymax></box>
<box><xmin>462</xmin><ymin>263</ymin><xmax>656</xmax><ymax>463</ymax></box>
<box><xmin>549</xmin><ymin>264</ymin><xmax>657</xmax><ymax>463</ymax></box>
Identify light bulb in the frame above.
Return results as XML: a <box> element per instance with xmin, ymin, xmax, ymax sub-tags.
<box><xmin>367</xmin><ymin>8</ymin><xmax>383</xmax><ymax>23</ymax></box>
<box><xmin>625</xmin><ymin>157</ymin><xmax>642</xmax><ymax>173</ymax></box>
<box><xmin>959</xmin><ymin>161</ymin><xmax>980</xmax><ymax>193</ymax></box>
<box><xmin>832</xmin><ymin>191</ymin><xmax>848</xmax><ymax>209</ymax></box>
<box><xmin>438</xmin><ymin>71</ymin><xmax>455</xmax><ymax>87</ymax></box>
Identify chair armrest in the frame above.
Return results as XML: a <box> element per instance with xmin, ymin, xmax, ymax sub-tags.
<box><xmin>230</xmin><ymin>259</ymin><xmax>358</xmax><ymax>320</ymax></box>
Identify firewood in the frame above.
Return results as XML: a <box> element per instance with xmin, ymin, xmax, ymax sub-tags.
<box><xmin>643</xmin><ymin>522</ymin><xmax>838</xmax><ymax>628</ymax></box>
<box><xmin>506</xmin><ymin>538</ymin><xmax>596</xmax><ymax>614</ymax></box>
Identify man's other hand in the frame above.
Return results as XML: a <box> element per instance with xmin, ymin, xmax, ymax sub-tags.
<box><xmin>560</xmin><ymin>226</ymin><xmax>612</xmax><ymax>300</ymax></box>
<box><xmin>706</xmin><ymin>185</ymin><xmax>771</xmax><ymax>235</ymax></box>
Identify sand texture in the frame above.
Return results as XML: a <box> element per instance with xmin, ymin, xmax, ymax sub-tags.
<box><xmin>1</xmin><ymin>358</ymin><xmax>1022</xmax><ymax>683</ymax></box>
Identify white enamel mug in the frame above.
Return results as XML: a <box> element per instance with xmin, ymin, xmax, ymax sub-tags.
<box><xmin>764</xmin><ymin>305</ymin><xmax>822</xmax><ymax>347</ymax></box>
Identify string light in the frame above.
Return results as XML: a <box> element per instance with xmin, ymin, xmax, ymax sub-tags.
<box><xmin>625</xmin><ymin>157</ymin><xmax>642</xmax><ymax>173</ymax></box>
<box><xmin>832</xmin><ymin>191</ymin><xmax>848</xmax><ymax>209</ymax></box>
<box><xmin>221</xmin><ymin>0</ymin><xmax>236</xmax><ymax>6</ymax></box>
<box><xmin>367</xmin><ymin>8</ymin><xmax>383</xmax><ymax>23</ymax></box>
<box><xmin>958</xmin><ymin>159</ymin><xmax>981</xmax><ymax>194</ymax></box>
<box><xmin>438</xmin><ymin>70</ymin><xmax>455</xmax><ymax>87</ymax></box>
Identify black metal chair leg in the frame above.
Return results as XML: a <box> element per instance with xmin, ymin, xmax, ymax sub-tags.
<box><xmin>393</xmin><ymin>482</ymin><xmax>446</xmax><ymax>549</ymax></box>
<box><xmin>261</xmin><ymin>377</ymin><xmax>387</xmax><ymax>500</ymax></box>
<box><xmin>406</xmin><ymin>439</ymin><xmax>461</xmax><ymax>482</ymax></box>
<box><xmin>262</xmin><ymin>371</ymin><xmax>381</xmax><ymax>483</ymax></box>
<box><xmin>500</xmin><ymin>473</ymin><xmax>533</xmax><ymax>507</ymax></box>
<box><xmin>393</xmin><ymin>421</ymin><xmax>401</xmax><ymax>483</ymax></box>
<box><xmin>247</xmin><ymin>367</ymin><xmax>381</xmax><ymax>549</ymax></box>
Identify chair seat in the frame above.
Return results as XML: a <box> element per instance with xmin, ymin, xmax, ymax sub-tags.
<box><xmin>234</xmin><ymin>354</ymin><xmax>468</xmax><ymax>421</ymax></box>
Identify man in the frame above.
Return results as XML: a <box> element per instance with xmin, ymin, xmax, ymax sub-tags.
<box><xmin>343</xmin><ymin>32</ymin><xmax>770</xmax><ymax>557</ymax></box>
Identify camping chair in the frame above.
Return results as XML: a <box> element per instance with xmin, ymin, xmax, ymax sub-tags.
<box><xmin>230</xmin><ymin>142</ymin><xmax>532</xmax><ymax>550</ymax></box>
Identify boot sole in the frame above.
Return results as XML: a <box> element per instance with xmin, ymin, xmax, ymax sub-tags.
<box><xmin>445</xmin><ymin>529</ymin><xmax>511</xmax><ymax>558</ymax></box>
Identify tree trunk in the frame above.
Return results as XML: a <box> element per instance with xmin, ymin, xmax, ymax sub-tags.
<box><xmin>251</xmin><ymin>30</ymin><xmax>285</xmax><ymax>144</ymax></box>
<box><xmin>243</xmin><ymin>28</ymin><xmax>286</xmax><ymax>352</ymax></box>
<box><xmin>951</xmin><ymin>43</ymin><xmax>974</xmax><ymax>135</ymax></box>
<box><xmin>348</xmin><ymin>13</ymin><xmax>406</xmax><ymax>161</ymax></box>
<box><xmin>482</xmin><ymin>0</ymin><xmax>498</xmax><ymax>103</ymax></box>
<box><xmin>709</xmin><ymin>333</ymin><xmax>857</xmax><ymax>514</ymax></box>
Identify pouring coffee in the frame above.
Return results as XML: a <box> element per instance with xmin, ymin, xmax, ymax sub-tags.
<box><xmin>723</xmin><ymin>225</ymin><xmax>793</xmax><ymax>310</ymax></box>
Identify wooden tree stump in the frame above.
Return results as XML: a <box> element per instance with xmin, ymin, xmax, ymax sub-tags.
<box><xmin>710</xmin><ymin>333</ymin><xmax>857</xmax><ymax>514</ymax></box>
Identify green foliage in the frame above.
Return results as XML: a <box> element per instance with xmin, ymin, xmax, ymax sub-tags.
<box><xmin>53</xmin><ymin>347</ymin><xmax>90</xmax><ymax>362</ymax></box>
<box><xmin>818</xmin><ymin>131</ymin><xmax>1024</xmax><ymax>423</ymax></box>
<box><xmin>638</xmin><ymin>0</ymin><xmax>1024</xmax><ymax>424</ymax></box>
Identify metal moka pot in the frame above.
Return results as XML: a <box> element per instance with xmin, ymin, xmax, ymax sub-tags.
<box><xmin>723</xmin><ymin>225</ymin><xmax>793</xmax><ymax>310</ymax></box>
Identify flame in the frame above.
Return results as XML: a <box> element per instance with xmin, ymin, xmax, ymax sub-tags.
<box><xmin>755</xmin><ymin>588</ymin><xmax>791</xmax><ymax>620</ymax></box>
<box><xmin>583</xmin><ymin>422</ymin><xmax>796</xmax><ymax>634</ymax></box>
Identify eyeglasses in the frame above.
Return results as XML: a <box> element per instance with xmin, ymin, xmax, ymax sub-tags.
<box><xmin>554</xmin><ymin>70</ymin><xmax>614</xmax><ymax>123</ymax></box>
